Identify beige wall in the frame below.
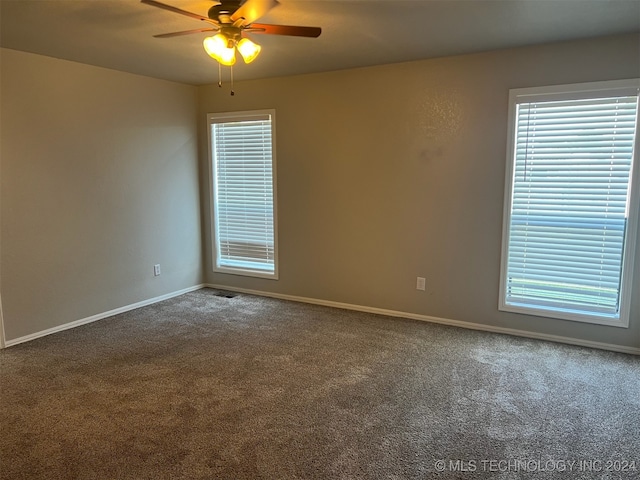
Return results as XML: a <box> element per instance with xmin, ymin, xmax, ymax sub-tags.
<box><xmin>1</xmin><ymin>48</ymin><xmax>202</xmax><ymax>341</ymax></box>
<box><xmin>2</xmin><ymin>34</ymin><xmax>638</xmax><ymax>350</ymax></box>
<box><xmin>199</xmin><ymin>33</ymin><xmax>640</xmax><ymax>350</ymax></box>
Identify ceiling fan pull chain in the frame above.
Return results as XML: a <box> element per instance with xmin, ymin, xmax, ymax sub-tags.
<box><xmin>230</xmin><ymin>65</ymin><xmax>235</xmax><ymax>96</ymax></box>
<box><xmin>218</xmin><ymin>62</ymin><xmax>222</xmax><ymax>88</ymax></box>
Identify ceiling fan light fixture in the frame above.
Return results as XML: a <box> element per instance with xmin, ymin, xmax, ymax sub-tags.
<box><xmin>203</xmin><ymin>34</ymin><xmax>236</xmax><ymax>65</ymax></box>
<box><xmin>237</xmin><ymin>38</ymin><xmax>261</xmax><ymax>64</ymax></box>
<box><xmin>145</xmin><ymin>0</ymin><xmax>321</xmax><ymax>82</ymax></box>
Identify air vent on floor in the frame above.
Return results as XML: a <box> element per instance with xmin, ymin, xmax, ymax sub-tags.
<box><xmin>214</xmin><ymin>291</ymin><xmax>238</xmax><ymax>299</ymax></box>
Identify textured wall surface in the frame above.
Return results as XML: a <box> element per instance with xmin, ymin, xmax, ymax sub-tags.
<box><xmin>199</xmin><ymin>34</ymin><xmax>640</xmax><ymax>349</ymax></box>
<box><xmin>1</xmin><ymin>49</ymin><xmax>203</xmax><ymax>341</ymax></box>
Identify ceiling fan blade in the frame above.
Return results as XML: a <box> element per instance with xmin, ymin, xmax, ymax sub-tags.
<box><xmin>231</xmin><ymin>0</ymin><xmax>279</xmax><ymax>26</ymax></box>
<box><xmin>141</xmin><ymin>0</ymin><xmax>218</xmax><ymax>24</ymax></box>
<box><xmin>248</xmin><ymin>23</ymin><xmax>321</xmax><ymax>38</ymax></box>
<box><xmin>154</xmin><ymin>28</ymin><xmax>219</xmax><ymax>38</ymax></box>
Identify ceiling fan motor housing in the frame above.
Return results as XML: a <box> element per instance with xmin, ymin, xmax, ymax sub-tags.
<box><xmin>208</xmin><ymin>0</ymin><xmax>244</xmax><ymax>21</ymax></box>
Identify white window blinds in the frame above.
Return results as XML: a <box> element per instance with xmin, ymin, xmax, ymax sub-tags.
<box><xmin>501</xmin><ymin>83</ymin><xmax>639</xmax><ymax>324</ymax></box>
<box><xmin>210</xmin><ymin>111</ymin><xmax>277</xmax><ymax>277</ymax></box>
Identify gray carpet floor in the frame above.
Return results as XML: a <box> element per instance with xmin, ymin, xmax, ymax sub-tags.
<box><xmin>1</xmin><ymin>288</ymin><xmax>639</xmax><ymax>479</ymax></box>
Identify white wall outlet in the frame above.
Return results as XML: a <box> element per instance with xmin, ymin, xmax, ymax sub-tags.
<box><xmin>154</xmin><ymin>264</ymin><xmax>161</xmax><ymax>276</ymax></box>
<box><xmin>416</xmin><ymin>276</ymin><xmax>426</xmax><ymax>291</ymax></box>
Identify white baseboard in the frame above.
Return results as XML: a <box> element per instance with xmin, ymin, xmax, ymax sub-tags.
<box><xmin>0</xmin><ymin>294</ymin><xmax>5</xmax><ymax>349</ymax></box>
<box><xmin>5</xmin><ymin>282</ymin><xmax>638</xmax><ymax>355</ymax></box>
<box><xmin>3</xmin><ymin>284</ymin><xmax>205</xmax><ymax>348</ymax></box>
<box><xmin>205</xmin><ymin>284</ymin><xmax>640</xmax><ymax>356</ymax></box>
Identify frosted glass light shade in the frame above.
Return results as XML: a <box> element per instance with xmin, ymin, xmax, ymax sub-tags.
<box><xmin>237</xmin><ymin>38</ymin><xmax>261</xmax><ymax>64</ymax></box>
<box><xmin>203</xmin><ymin>34</ymin><xmax>236</xmax><ymax>66</ymax></box>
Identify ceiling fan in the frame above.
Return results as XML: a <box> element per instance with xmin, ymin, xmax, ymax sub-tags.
<box><xmin>141</xmin><ymin>0</ymin><xmax>321</xmax><ymax>66</ymax></box>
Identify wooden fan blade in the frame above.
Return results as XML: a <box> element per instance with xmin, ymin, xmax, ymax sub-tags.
<box><xmin>154</xmin><ymin>28</ymin><xmax>219</xmax><ymax>38</ymax></box>
<box><xmin>141</xmin><ymin>0</ymin><xmax>218</xmax><ymax>24</ymax></box>
<box><xmin>231</xmin><ymin>0</ymin><xmax>279</xmax><ymax>26</ymax></box>
<box><xmin>248</xmin><ymin>23</ymin><xmax>321</xmax><ymax>38</ymax></box>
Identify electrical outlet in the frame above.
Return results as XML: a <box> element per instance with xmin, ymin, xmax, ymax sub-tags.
<box><xmin>154</xmin><ymin>264</ymin><xmax>161</xmax><ymax>276</ymax></box>
<box><xmin>416</xmin><ymin>276</ymin><xmax>426</xmax><ymax>291</ymax></box>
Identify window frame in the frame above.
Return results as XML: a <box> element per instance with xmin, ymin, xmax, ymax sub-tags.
<box><xmin>499</xmin><ymin>79</ymin><xmax>640</xmax><ymax>328</ymax></box>
<box><xmin>207</xmin><ymin>109</ymin><xmax>279</xmax><ymax>279</ymax></box>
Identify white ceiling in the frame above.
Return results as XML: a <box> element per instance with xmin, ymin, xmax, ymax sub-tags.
<box><xmin>1</xmin><ymin>0</ymin><xmax>639</xmax><ymax>86</ymax></box>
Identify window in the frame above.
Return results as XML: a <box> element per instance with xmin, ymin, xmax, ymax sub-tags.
<box><xmin>499</xmin><ymin>80</ymin><xmax>640</xmax><ymax>327</ymax></box>
<box><xmin>208</xmin><ymin>110</ymin><xmax>278</xmax><ymax>279</ymax></box>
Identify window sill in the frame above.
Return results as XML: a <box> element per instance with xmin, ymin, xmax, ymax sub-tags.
<box><xmin>499</xmin><ymin>302</ymin><xmax>629</xmax><ymax>328</ymax></box>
